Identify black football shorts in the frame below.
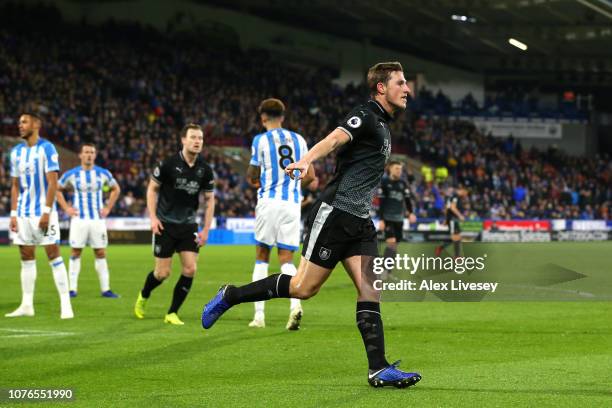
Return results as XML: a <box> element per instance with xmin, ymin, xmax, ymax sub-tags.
<box><xmin>302</xmin><ymin>200</ymin><xmax>378</xmax><ymax>269</ymax></box>
<box><xmin>152</xmin><ymin>222</ymin><xmax>198</xmax><ymax>258</ymax></box>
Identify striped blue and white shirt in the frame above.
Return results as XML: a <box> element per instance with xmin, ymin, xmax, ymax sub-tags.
<box><xmin>250</xmin><ymin>128</ymin><xmax>308</xmax><ymax>204</ymax></box>
<box><xmin>10</xmin><ymin>138</ymin><xmax>60</xmax><ymax>217</ymax></box>
<box><xmin>59</xmin><ymin>166</ymin><xmax>117</xmax><ymax>220</ymax></box>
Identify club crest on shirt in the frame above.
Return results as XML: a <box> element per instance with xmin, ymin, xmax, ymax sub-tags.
<box><xmin>319</xmin><ymin>247</ymin><xmax>332</xmax><ymax>260</ymax></box>
<box><xmin>347</xmin><ymin>116</ymin><xmax>362</xmax><ymax>129</ymax></box>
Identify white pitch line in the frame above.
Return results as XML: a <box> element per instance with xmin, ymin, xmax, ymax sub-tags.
<box><xmin>2</xmin><ymin>333</ymin><xmax>76</xmax><ymax>338</ymax></box>
<box><xmin>0</xmin><ymin>328</ymin><xmax>77</xmax><ymax>337</ymax></box>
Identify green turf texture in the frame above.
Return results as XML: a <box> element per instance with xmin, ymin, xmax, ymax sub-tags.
<box><xmin>0</xmin><ymin>243</ymin><xmax>611</xmax><ymax>407</ymax></box>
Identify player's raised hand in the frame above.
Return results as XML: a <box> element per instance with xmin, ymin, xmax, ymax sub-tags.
<box><xmin>38</xmin><ymin>213</ymin><xmax>50</xmax><ymax>233</ymax></box>
<box><xmin>286</xmin><ymin>159</ymin><xmax>309</xmax><ymax>180</ymax></box>
<box><xmin>151</xmin><ymin>216</ymin><xmax>164</xmax><ymax>235</ymax></box>
<box><xmin>67</xmin><ymin>207</ymin><xmax>79</xmax><ymax>217</ymax></box>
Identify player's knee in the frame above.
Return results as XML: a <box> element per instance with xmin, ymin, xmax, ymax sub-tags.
<box><xmin>255</xmin><ymin>246</ymin><xmax>271</xmax><ymax>263</ymax></box>
<box><xmin>291</xmin><ymin>283</ymin><xmax>319</xmax><ymax>300</ymax></box>
<box><xmin>45</xmin><ymin>245</ymin><xmax>60</xmax><ymax>259</ymax></box>
<box><xmin>182</xmin><ymin>264</ymin><xmax>197</xmax><ymax>277</ymax></box>
<box><xmin>20</xmin><ymin>253</ymin><xmax>35</xmax><ymax>261</ymax></box>
<box><xmin>94</xmin><ymin>249</ymin><xmax>106</xmax><ymax>259</ymax></box>
<box><xmin>155</xmin><ymin>268</ymin><xmax>171</xmax><ymax>280</ymax></box>
<box><xmin>19</xmin><ymin>246</ymin><xmax>34</xmax><ymax>260</ymax></box>
<box><xmin>278</xmin><ymin>253</ymin><xmax>293</xmax><ymax>265</ymax></box>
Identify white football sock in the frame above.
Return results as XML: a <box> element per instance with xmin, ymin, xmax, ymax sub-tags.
<box><xmin>95</xmin><ymin>257</ymin><xmax>110</xmax><ymax>292</ymax></box>
<box><xmin>281</xmin><ymin>262</ymin><xmax>301</xmax><ymax>310</ymax></box>
<box><xmin>50</xmin><ymin>257</ymin><xmax>72</xmax><ymax>313</ymax></box>
<box><xmin>253</xmin><ymin>261</ymin><xmax>268</xmax><ymax>315</ymax></box>
<box><xmin>68</xmin><ymin>256</ymin><xmax>81</xmax><ymax>292</ymax></box>
<box><xmin>20</xmin><ymin>260</ymin><xmax>37</xmax><ymax>308</ymax></box>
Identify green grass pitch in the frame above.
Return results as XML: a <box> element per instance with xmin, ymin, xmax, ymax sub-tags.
<box><xmin>0</xmin><ymin>243</ymin><xmax>611</xmax><ymax>407</ymax></box>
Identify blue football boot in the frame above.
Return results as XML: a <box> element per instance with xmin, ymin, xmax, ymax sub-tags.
<box><xmin>201</xmin><ymin>285</ymin><xmax>233</xmax><ymax>329</ymax></box>
<box><xmin>368</xmin><ymin>360</ymin><xmax>421</xmax><ymax>388</ymax></box>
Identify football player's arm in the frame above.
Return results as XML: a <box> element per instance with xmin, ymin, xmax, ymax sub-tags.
<box><xmin>377</xmin><ymin>184</ymin><xmax>386</xmax><ymax>230</ymax></box>
<box><xmin>40</xmin><ymin>144</ymin><xmax>61</xmax><ymax>231</ymax></box>
<box><xmin>246</xmin><ymin>165</ymin><xmax>261</xmax><ymax>188</ymax></box>
<box><xmin>56</xmin><ymin>188</ymin><xmax>76</xmax><ymax>216</ymax></box>
<box><xmin>149</xmin><ymin>161</ymin><xmax>167</xmax><ymax>235</ymax></box>
<box><xmin>101</xmin><ymin>183</ymin><xmax>121</xmax><ymax>218</ymax></box>
<box><xmin>38</xmin><ymin>171</ymin><xmax>59</xmax><ymax>232</ymax></box>
<box><xmin>405</xmin><ymin>187</ymin><xmax>417</xmax><ymax>223</ymax></box>
<box><xmin>300</xmin><ymin>164</ymin><xmax>315</xmax><ymax>188</ymax></box>
<box><xmin>56</xmin><ymin>175</ymin><xmax>77</xmax><ymax>217</ymax></box>
<box><xmin>248</xmin><ymin>136</ymin><xmax>262</xmax><ymax>187</ymax></box>
<box><xmin>450</xmin><ymin>199</ymin><xmax>464</xmax><ymax>221</ymax></box>
<box><xmin>286</xmin><ymin>129</ymin><xmax>350</xmax><ymax>179</ymax></box>
<box><xmin>10</xmin><ymin>177</ymin><xmax>19</xmax><ymax>232</ymax></box>
<box><xmin>147</xmin><ymin>179</ymin><xmax>163</xmax><ymax>235</ymax></box>
<box><xmin>198</xmin><ymin>191</ymin><xmax>215</xmax><ymax>247</ymax></box>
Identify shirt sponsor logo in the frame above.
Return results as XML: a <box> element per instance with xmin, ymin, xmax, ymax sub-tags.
<box><xmin>175</xmin><ymin>178</ymin><xmax>200</xmax><ymax>195</ymax></box>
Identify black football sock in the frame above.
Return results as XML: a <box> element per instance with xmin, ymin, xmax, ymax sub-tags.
<box><xmin>356</xmin><ymin>301</ymin><xmax>389</xmax><ymax>371</ymax></box>
<box><xmin>383</xmin><ymin>245</ymin><xmax>397</xmax><ymax>274</ymax></box>
<box><xmin>141</xmin><ymin>271</ymin><xmax>163</xmax><ymax>298</ymax></box>
<box><xmin>168</xmin><ymin>275</ymin><xmax>193</xmax><ymax>314</ymax></box>
<box><xmin>453</xmin><ymin>240</ymin><xmax>462</xmax><ymax>257</ymax></box>
<box><xmin>383</xmin><ymin>245</ymin><xmax>397</xmax><ymax>260</ymax></box>
<box><xmin>224</xmin><ymin>274</ymin><xmax>291</xmax><ymax>306</ymax></box>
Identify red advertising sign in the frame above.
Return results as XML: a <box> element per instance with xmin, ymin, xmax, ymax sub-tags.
<box><xmin>483</xmin><ymin>220</ymin><xmax>551</xmax><ymax>232</ymax></box>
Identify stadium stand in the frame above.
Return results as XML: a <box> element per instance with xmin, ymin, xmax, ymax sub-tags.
<box><xmin>0</xmin><ymin>3</ymin><xmax>609</xmax><ymax>220</ymax></box>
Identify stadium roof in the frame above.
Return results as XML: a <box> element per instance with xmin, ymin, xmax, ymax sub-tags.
<box><xmin>200</xmin><ymin>0</ymin><xmax>612</xmax><ymax>82</ymax></box>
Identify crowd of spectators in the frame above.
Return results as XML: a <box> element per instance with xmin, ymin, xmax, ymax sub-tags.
<box><xmin>408</xmin><ymin>119</ymin><xmax>610</xmax><ymax>220</ymax></box>
<box><xmin>1</xmin><ymin>3</ymin><xmax>609</xmax><ymax>221</ymax></box>
<box><xmin>413</xmin><ymin>86</ymin><xmax>589</xmax><ymax>120</ymax></box>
